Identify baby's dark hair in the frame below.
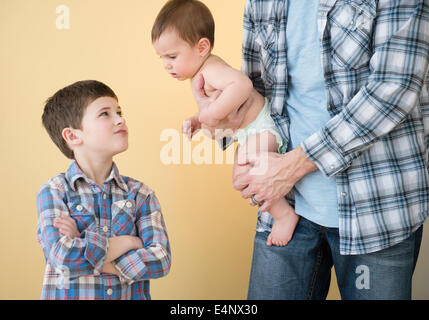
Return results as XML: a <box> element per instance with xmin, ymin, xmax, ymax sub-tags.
<box><xmin>42</xmin><ymin>80</ymin><xmax>117</xmax><ymax>159</ymax></box>
<box><xmin>152</xmin><ymin>0</ymin><xmax>215</xmax><ymax>48</ymax></box>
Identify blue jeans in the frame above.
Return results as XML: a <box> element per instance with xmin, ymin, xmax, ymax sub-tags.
<box><xmin>248</xmin><ymin>217</ymin><xmax>423</xmax><ymax>300</ymax></box>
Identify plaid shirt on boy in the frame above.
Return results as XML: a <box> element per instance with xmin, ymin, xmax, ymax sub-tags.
<box><xmin>242</xmin><ymin>0</ymin><xmax>429</xmax><ymax>254</ymax></box>
<box><xmin>36</xmin><ymin>161</ymin><xmax>171</xmax><ymax>299</ymax></box>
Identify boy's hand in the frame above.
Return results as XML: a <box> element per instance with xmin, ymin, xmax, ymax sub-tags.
<box><xmin>54</xmin><ymin>216</ymin><xmax>80</xmax><ymax>238</ymax></box>
<box><xmin>102</xmin><ymin>261</ymin><xmax>121</xmax><ymax>276</ymax></box>
<box><xmin>132</xmin><ymin>236</ymin><xmax>143</xmax><ymax>250</ymax></box>
<box><xmin>105</xmin><ymin>235</ymin><xmax>144</xmax><ymax>263</ymax></box>
<box><xmin>182</xmin><ymin>115</ymin><xmax>201</xmax><ymax>140</ymax></box>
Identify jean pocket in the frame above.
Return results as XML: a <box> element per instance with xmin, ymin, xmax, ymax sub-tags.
<box><xmin>68</xmin><ymin>202</ymin><xmax>97</xmax><ymax>233</ymax></box>
<box><xmin>112</xmin><ymin>199</ymin><xmax>137</xmax><ymax>236</ymax></box>
<box><xmin>255</xmin><ymin>23</ymin><xmax>278</xmax><ymax>86</ymax></box>
<box><xmin>328</xmin><ymin>0</ymin><xmax>376</xmax><ymax>69</ymax></box>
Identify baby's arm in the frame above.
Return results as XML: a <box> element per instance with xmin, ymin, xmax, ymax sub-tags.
<box><xmin>197</xmin><ymin>58</ymin><xmax>253</xmax><ymax>127</ymax></box>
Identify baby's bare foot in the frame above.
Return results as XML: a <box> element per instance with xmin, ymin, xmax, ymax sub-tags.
<box><xmin>266</xmin><ymin>213</ymin><xmax>300</xmax><ymax>247</ymax></box>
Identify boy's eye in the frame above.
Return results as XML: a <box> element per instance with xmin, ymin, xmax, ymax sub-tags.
<box><xmin>169</xmin><ymin>56</ymin><xmax>176</xmax><ymax>60</ymax></box>
<box><xmin>100</xmin><ymin>111</ymin><xmax>108</xmax><ymax>116</ymax></box>
<box><xmin>117</xmin><ymin>111</ymin><xmax>123</xmax><ymax>116</ymax></box>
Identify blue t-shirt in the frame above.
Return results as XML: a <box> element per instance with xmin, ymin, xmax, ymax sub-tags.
<box><xmin>286</xmin><ymin>0</ymin><xmax>339</xmax><ymax>227</ymax></box>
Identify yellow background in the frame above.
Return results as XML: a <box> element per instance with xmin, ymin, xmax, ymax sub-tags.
<box><xmin>0</xmin><ymin>0</ymin><xmax>428</xmax><ymax>299</ymax></box>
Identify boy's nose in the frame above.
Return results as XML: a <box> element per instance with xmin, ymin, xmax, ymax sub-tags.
<box><xmin>163</xmin><ymin>62</ymin><xmax>172</xmax><ymax>70</ymax></box>
<box><xmin>114</xmin><ymin>114</ymin><xmax>125</xmax><ymax>125</ymax></box>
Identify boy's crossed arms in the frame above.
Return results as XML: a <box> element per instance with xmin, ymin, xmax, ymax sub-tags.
<box><xmin>52</xmin><ymin>215</ymin><xmax>142</xmax><ymax>277</ymax></box>
<box><xmin>37</xmin><ymin>178</ymin><xmax>169</xmax><ymax>284</ymax></box>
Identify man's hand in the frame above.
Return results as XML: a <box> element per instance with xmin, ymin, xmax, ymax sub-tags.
<box><xmin>54</xmin><ymin>216</ymin><xmax>80</xmax><ymax>238</ymax></box>
<box><xmin>192</xmin><ymin>73</ymin><xmax>253</xmax><ymax>139</ymax></box>
<box><xmin>233</xmin><ymin>146</ymin><xmax>317</xmax><ymax>212</ymax></box>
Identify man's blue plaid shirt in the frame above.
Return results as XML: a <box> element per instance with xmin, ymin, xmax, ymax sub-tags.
<box><xmin>242</xmin><ymin>0</ymin><xmax>429</xmax><ymax>254</ymax></box>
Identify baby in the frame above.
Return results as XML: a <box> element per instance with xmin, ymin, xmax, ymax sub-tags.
<box><xmin>152</xmin><ymin>0</ymin><xmax>299</xmax><ymax>246</ymax></box>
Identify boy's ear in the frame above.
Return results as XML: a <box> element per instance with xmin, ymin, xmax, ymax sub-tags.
<box><xmin>62</xmin><ymin>127</ymin><xmax>83</xmax><ymax>148</ymax></box>
<box><xmin>197</xmin><ymin>38</ymin><xmax>211</xmax><ymax>57</ymax></box>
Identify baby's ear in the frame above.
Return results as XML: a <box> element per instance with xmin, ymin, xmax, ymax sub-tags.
<box><xmin>197</xmin><ymin>38</ymin><xmax>211</xmax><ymax>57</ymax></box>
<box><xmin>62</xmin><ymin>127</ymin><xmax>83</xmax><ymax>148</ymax></box>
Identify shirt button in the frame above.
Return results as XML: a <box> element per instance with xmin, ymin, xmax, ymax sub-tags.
<box><xmin>76</xmin><ymin>204</ymin><xmax>83</xmax><ymax>211</ymax></box>
<box><xmin>126</xmin><ymin>201</ymin><xmax>132</xmax><ymax>208</ymax></box>
<box><xmin>103</xmin><ymin>226</ymin><xmax>109</xmax><ymax>233</ymax></box>
<box><xmin>103</xmin><ymin>194</ymin><xmax>107</xmax><ymax>200</ymax></box>
<box><xmin>341</xmin><ymin>192</ymin><xmax>348</xmax><ymax>197</ymax></box>
<box><xmin>107</xmin><ymin>288</ymin><xmax>113</xmax><ymax>296</ymax></box>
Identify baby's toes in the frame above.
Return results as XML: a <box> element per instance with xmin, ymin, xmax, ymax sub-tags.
<box><xmin>266</xmin><ymin>234</ymin><xmax>273</xmax><ymax>247</ymax></box>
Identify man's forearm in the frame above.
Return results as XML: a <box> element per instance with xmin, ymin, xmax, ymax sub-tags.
<box><xmin>289</xmin><ymin>146</ymin><xmax>318</xmax><ymax>183</ymax></box>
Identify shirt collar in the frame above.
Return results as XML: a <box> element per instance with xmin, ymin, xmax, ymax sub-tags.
<box><xmin>66</xmin><ymin>160</ymin><xmax>128</xmax><ymax>192</ymax></box>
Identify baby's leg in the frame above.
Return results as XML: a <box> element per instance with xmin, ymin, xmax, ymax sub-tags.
<box><xmin>265</xmin><ymin>197</ymin><xmax>300</xmax><ymax>247</ymax></box>
<box><xmin>239</xmin><ymin>131</ymin><xmax>300</xmax><ymax>247</ymax></box>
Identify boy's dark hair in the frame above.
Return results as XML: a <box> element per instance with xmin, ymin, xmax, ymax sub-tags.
<box><xmin>42</xmin><ymin>80</ymin><xmax>117</xmax><ymax>159</ymax></box>
<box><xmin>151</xmin><ymin>0</ymin><xmax>215</xmax><ymax>48</ymax></box>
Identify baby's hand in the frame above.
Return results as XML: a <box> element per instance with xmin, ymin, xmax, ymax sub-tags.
<box><xmin>54</xmin><ymin>216</ymin><xmax>81</xmax><ymax>238</ymax></box>
<box><xmin>182</xmin><ymin>115</ymin><xmax>201</xmax><ymax>140</ymax></box>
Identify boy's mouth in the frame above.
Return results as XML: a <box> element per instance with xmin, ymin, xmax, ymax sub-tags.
<box><xmin>170</xmin><ymin>73</ymin><xmax>178</xmax><ymax>78</ymax></box>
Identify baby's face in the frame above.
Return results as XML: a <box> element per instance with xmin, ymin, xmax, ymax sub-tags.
<box><xmin>153</xmin><ymin>28</ymin><xmax>204</xmax><ymax>81</ymax></box>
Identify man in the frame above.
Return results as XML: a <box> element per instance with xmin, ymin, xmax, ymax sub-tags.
<box><xmin>197</xmin><ymin>0</ymin><xmax>428</xmax><ymax>299</ymax></box>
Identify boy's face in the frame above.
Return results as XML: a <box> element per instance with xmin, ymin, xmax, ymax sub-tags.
<box><xmin>153</xmin><ymin>28</ymin><xmax>204</xmax><ymax>81</ymax></box>
<box><xmin>76</xmin><ymin>96</ymin><xmax>128</xmax><ymax>158</ymax></box>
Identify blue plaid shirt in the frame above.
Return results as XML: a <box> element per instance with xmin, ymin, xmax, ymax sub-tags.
<box><xmin>36</xmin><ymin>161</ymin><xmax>171</xmax><ymax>299</ymax></box>
<box><xmin>242</xmin><ymin>0</ymin><xmax>429</xmax><ymax>254</ymax></box>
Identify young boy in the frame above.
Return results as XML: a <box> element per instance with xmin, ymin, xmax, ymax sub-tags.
<box><xmin>37</xmin><ymin>80</ymin><xmax>171</xmax><ymax>299</ymax></box>
<box><xmin>152</xmin><ymin>0</ymin><xmax>299</xmax><ymax>246</ymax></box>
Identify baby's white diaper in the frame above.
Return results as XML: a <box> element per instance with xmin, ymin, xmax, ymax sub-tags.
<box><xmin>233</xmin><ymin>99</ymin><xmax>287</xmax><ymax>153</ymax></box>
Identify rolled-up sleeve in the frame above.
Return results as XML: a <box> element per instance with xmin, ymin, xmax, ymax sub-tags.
<box><xmin>112</xmin><ymin>192</ymin><xmax>171</xmax><ymax>284</ymax></box>
<box><xmin>36</xmin><ymin>183</ymin><xmax>109</xmax><ymax>278</ymax></box>
<box><xmin>302</xmin><ymin>0</ymin><xmax>429</xmax><ymax>177</ymax></box>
